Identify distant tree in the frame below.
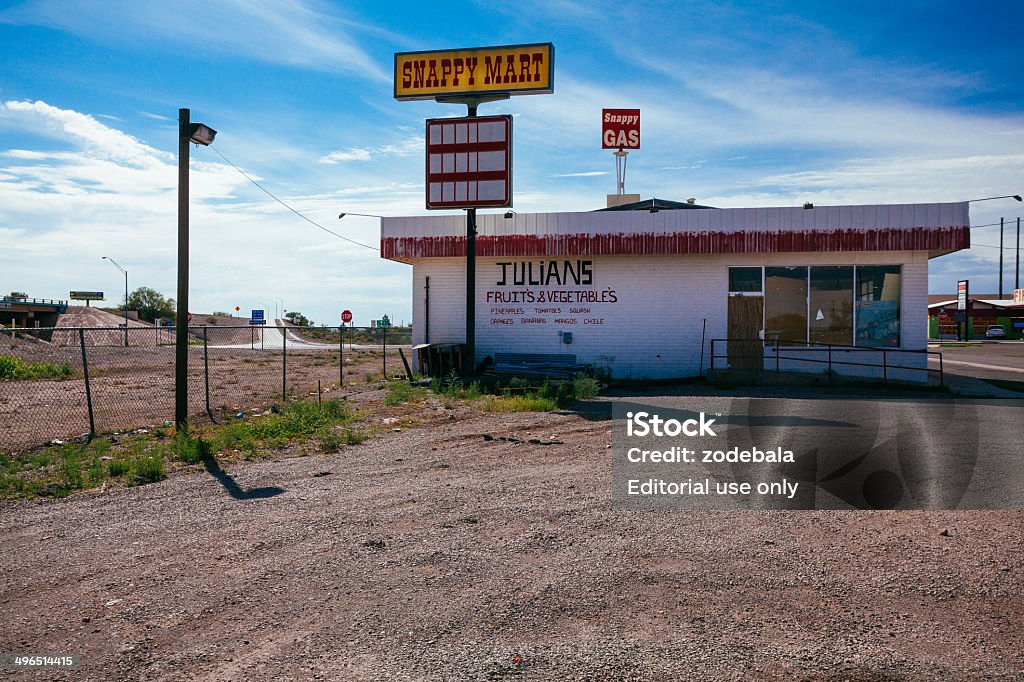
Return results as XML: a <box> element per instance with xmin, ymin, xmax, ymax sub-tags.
<box><xmin>210</xmin><ymin>311</ymin><xmax>230</xmax><ymax>317</ymax></box>
<box><xmin>284</xmin><ymin>311</ymin><xmax>312</xmax><ymax>327</ymax></box>
<box><xmin>8</xmin><ymin>291</ymin><xmax>27</xmax><ymax>300</ymax></box>
<box><xmin>127</xmin><ymin>287</ymin><xmax>176</xmax><ymax>323</ymax></box>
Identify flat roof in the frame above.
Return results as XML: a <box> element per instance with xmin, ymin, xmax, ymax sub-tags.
<box><xmin>381</xmin><ymin>201</ymin><xmax>970</xmax><ymax>262</ymax></box>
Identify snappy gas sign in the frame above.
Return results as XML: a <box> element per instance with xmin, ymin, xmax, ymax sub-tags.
<box><xmin>602</xmin><ymin>108</ymin><xmax>640</xmax><ymax>149</ymax></box>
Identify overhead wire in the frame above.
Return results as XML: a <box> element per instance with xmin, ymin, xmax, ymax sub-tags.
<box><xmin>207</xmin><ymin>145</ymin><xmax>379</xmax><ymax>252</ymax></box>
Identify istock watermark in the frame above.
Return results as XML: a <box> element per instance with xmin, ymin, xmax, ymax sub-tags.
<box><xmin>611</xmin><ymin>395</ymin><xmax>1024</xmax><ymax>510</ymax></box>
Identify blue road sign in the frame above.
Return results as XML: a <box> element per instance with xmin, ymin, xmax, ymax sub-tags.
<box><xmin>250</xmin><ymin>309</ymin><xmax>266</xmax><ymax>325</ymax></box>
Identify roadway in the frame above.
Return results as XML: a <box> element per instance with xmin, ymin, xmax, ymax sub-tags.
<box><xmin>927</xmin><ymin>340</ymin><xmax>1024</xmax><ymax>387</ymax></box>
<box><xmin>209</xmin><ymin>319</ymin><xmax>381</xmax><ymax>351</ymax></box>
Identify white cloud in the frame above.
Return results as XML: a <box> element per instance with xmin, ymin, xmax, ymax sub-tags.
<box><xmin>0</xmin><ymin>100</ymin><xmax>409</xmax><ymax>325</ymax></box>
<box><xmin>320</xmin><ymin>149</ymin><xmax>373</xmax><ymax>163</ymax></box>
<box><xmin>0</xmin><ymin>0</ymin><xmax>387</xmax><ymax>81</ymax></box>
<box><xmin>318</xmin><ymin>137</ymin><xmax>422</xmax><ymax>164</ymax></box>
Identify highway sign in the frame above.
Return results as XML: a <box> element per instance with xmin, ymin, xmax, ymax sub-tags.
<box><xmin>250</xmin><ymin>309</ymin><xmax>266</xmax><ymax>326</ymax></box>
<box><xmin>70</xmin><ymin>291</ymin><xmax>105</xmax><ymax>301</ymax></box>
<box><xmin>341</xmin><ymin>310</ymin><xmax>353</xmax><ymax>324</ymax></box>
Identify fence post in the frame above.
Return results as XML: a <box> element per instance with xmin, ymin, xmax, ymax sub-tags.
<box><xmin>339</xmin><ymin>326</ymin><xmax>344</xmax><ymax>387</ymax></box>
<box><xmin>382</xmin><ymin>325</ymin><xmax>387</xmax><ymax>379</ymax></box>
<box><xmin>78</xmin><ymin>328</ymin><xmax>95</xmax><ymax>442</ymax></box>
<box><xmin>827</xmin><ymin>344</ymin><xmax>832</xmax><ymax>380</ymax></box>
<box><xmin>938</xmin><ymin>353</ymin><xmax>944</xmax><ymax>388</ymax></box>
<box><xmin>882</xmin><ymin>349</ymin><xmax>888</xmax><ymax>384</ymax></box>
<box><xmin>710</xmin><ymin>339</ymin><xmax>715</xmax><ymax>372</ymax></box>
<box><xmin>775</xmin><ymin>344</ymin><xmax>780</xmax><ymax>373</ymax></box>
<box><xmin>203</xmin><ymin>326</ymin><xmax>214</xmax><ymax>422</ymax></box>
<box><xmin>282</xmin><ymin>325</ymin><xmax>287</xmax><ymax>400</ymax></box>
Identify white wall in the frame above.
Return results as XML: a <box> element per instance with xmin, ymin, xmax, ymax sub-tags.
<box><xmin>410</xmin><ymin>250</ymin><xmax>931</xmax><ymax>381</ymax></box>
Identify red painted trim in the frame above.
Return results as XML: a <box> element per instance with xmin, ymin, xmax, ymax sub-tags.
<box><xmin>381</xmin><ymin>227</ymin><xmax>970</xmax><ymax>260</ymax></box>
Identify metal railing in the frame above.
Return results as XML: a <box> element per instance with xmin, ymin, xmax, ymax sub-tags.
<box><xmin>0</xmin><ymin>325</ymin><xmax>412</xmax><ymax>452</ymax></box>
<box><xmin>709</xmin><ymin>338</ymin><xmax>943</xmax><ymax>386</ymax></box>
<box><xmin>0</xmin><ymin>297</ymin><xmax>68</xmax><ymax>306</ymax></box>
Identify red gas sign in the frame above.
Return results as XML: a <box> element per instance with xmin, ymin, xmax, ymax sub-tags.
<box><xmin>602</xmin><ymin>108</ymin><xmax>640</xmax><ymax>149</ymax></box>
<box><xmin>341</xmin><ymin>310</ymin><xmax>353</xmax><ymax>324</ymax></box>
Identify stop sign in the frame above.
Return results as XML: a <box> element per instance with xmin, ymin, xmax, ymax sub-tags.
<box><xmin>187</xmin><ymin>312</ymin><xmax>193</xmax><ymax>323</ymax></box>
<box><xmin>341</xmin><ymin>310</ymin><xmax>353</xmax><ymax>324</ymax></box>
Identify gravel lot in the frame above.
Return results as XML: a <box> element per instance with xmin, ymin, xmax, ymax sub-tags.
<box><xmin>1</xmin><ymin>389</ymin><xmax>1022</xmax><ymax>681</ymax></box>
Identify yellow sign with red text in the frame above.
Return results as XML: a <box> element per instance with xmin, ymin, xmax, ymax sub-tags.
<box><xmin>394</xmin><ymin>43</ymin><xmax>554</xmax><ymax>101</ymax></box>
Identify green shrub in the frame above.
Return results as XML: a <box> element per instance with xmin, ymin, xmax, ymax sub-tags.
<box><xmin>478</xmin><ymin>394</ymin><xmax>558</xmax><ymax>412</ymax></box>
<box><xmin>172</xmin><ymin>434</ymin><xmax>210</xmax><ymax>463</ymax></box>
<box><xmin>0</xmin><ymin>354</ymin><xmax>75</xmax><ymax>380</ymax></box>
<box><xmin>573</xmin><ymin>375</ymin><xmax>600</xmax><ymax>400</ymax></box>
<box><xmin>385</xmin><ymin>381</ymin><xmax>414</xmax><ymax>406</ymax></box>
<box><xmin>130</xmin><ymin>456</ymin><xmax>165</xmax><ymax>484</ymax></box>
<box><xmin>108</xmin><ymin>459</ymin><xmax>131</xmax><ymax>477</ymax></box>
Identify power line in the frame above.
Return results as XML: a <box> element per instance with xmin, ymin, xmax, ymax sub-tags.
<box><xmin>208</xmin><ymin>146</ymin><xmax>379</xmax><ymax>252</ymax></box>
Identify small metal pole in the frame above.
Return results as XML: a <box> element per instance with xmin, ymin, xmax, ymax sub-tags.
<box><xmin>79</xmin><ymin>328</ymin><xmax>95</xmax><ymax>442</ymax></box>
<box><xmin>827</xmin><ymin>344</ymin><xmax>832</xmax><ymax>380</ymax></box>
<box><xmin>776</xmin><ymin>344</ymin><xmax>780</xmax><ymax>373</ymax></box>
<box><xmin>203</xmin><ymin>326</ymin><xmax>214</xmax><ymax>422</ymax></box>
<box><xmin>999</xmin><ymin>217</ymin><xmax>1004</xmax><ymax>298</ymax></box>
<box><xmin>382</xmin><ymin>324</ymin><xmax>387</xmax><ymax>379</ymax></box>
<box><xmin>882</xmin><ymin>349</ymin><xmax>888</xmax><ymax>384</ymax></box>
<box><xmin>939</xmin><ymin>353</ymin><xmax>944</xmax><ymax>387</ymax></box>
<box><xmin>698</xmin><ymin>318</ymin><xmax>706</xmax><ymax>376</ymax></box>
<box><xmin>318</xmin><ymin>379</ymin><xmax>322</xmax><ymax>408</ymax></box>
<box><xmin>1016</xmin><ymin>217</ymin><xmax>1020</xmax><ymax>291</ymax></box>
<box><xmin>282</xmin><ymin>325</ymin><xmax>287</xmax><ymax>400</ymax></box>
<box><xmin>339</xmin><ymin>325</ymin><xmax>344</xmax><ymax>387</ymax></box>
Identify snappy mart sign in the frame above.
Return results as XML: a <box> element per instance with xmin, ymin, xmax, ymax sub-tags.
<box><xmin>394</xmin><ymin>43</ymin><xmax>554</xmax><ymax>101</ymax></box>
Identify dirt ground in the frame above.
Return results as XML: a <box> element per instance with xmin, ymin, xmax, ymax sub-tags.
<box><xmin>1</xmin><ymin>388</ymin><xmax>1021</xmax><ymax>681</ymax></box>
<box><xmin>0</xmin><ymin>339</ymin><xmax>408</xmax><ymax>451</ymax></box>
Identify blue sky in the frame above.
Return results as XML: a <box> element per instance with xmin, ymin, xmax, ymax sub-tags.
<box><xmin>1</xmin><ymin>0</ymin><xmax>1022</xmax><ymax>325</ymax></box>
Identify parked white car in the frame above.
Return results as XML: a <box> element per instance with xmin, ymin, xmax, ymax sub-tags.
<box><xmin>985</xmin><ymin>324</ymin><xmax>1005</xmax><ymax>339</ymax></box>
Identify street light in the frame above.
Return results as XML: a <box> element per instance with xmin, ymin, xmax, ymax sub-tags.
<box><xmin>101</xmin><ymin>254</ymin><xmax>130</xmax><ymax>346</ymax></box>
<box><xmin>967</xmin><ymin>195</ymin><xmax>1022</xmax><ymax>203</ymax></box>
<box><xmin>262</xmin><ymin>299</ymin><xmax>279</xmax><ymax>320</ymax></box>
<box><xmin>176</xmin><ymin>107</ymin><xmax>217</xmax><ymax>434</ymax></box>
<box><xmin>100</xmin><ymin>258</ymin><xmax>130</xmax><ymax>348</ymax></box>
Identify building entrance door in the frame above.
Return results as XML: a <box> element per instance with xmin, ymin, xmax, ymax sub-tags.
<box><xmin>727</xmin><ymin>295</ymin><xmax>763</xmax><ymax>369</ymax></box>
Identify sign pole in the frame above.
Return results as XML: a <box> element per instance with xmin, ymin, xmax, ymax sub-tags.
<box><xmin>465</xmin><ymin>100</ymin><xmax>478</xmax><ymax>377</ymax></box>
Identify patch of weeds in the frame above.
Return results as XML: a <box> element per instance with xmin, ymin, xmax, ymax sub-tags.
<box><xmin>108</xmin><ymin>459</ymin><xmax>131</xmax><ymax>477</ymax></box>
<box><xmin>384</xmin><ymin>381</ymin><xmax>429</xmax><ymax>406</ymax></box>
<box><xmin>212</xmin><ymin>398</ymin><xmax>356</xmax><ymax>454</ymax></box>
<box><xmin>171</xmin><ymin>433</ymin><xmax>210</xmax><ymax>464</ymax></box>
<box><xmin>572</xmin><ymin>375</ymin><xmax>601</xmax><ymax>400</ymax></box>
<box><xmin>86</xmin><ymin>456</ymin><xmax>106</xmax><ymax>485</ymax></box>
<box><xmin>0</xmin><ymin>354</ymin><xmax>76</xmax><ymax>380</ymax></box>
<box><xmin>478</xmin><ymin>394</ymin><xmax>558</xmax><ymax>412</ymax></box>
<box><xmin>129</xmin><ymin>455</ymin><xmax>165</xmax><ymax>484</ymax></box>
<box><xmin>320</xmin><ymin>430</ymin><xmax>344</xmax><ymax>452</ymax></box>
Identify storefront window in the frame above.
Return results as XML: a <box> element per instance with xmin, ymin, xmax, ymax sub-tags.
<box><xmin>856</xmin><ymin>265</ymin><xmax>901</xmax><ymax>347</ymax></box>
<box><xmin>809</xmin><ymin>266</ymin><xmax>853</xmax><ymax>345</ymax></box>
<box><xmin>729</xmin><ymin>267</ymin><xmax>762</xmax><ymax>293</ymax></box>
<box><xmin>765</xmin><ymin>266</ymin><xmax>807</xmax><ymax>345</ymax></box>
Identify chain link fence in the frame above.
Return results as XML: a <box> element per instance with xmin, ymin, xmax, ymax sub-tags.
<box><xmin>0</xmin><ymin>324</ymin><xmax>413</xmax><ymax>452</ymax></box>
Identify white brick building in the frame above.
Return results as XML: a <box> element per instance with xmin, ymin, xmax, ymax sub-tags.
<box><xmin>381</xmin><ymin>200</ymin><xmax>968</xmax><ymax>382</ymax></box>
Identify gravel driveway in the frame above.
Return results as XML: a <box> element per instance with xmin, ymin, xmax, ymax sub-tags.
<box><xmin>1</xmin><ymin>395</ymin><xmax>1022</xmax><ymax>680</ymax></box>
